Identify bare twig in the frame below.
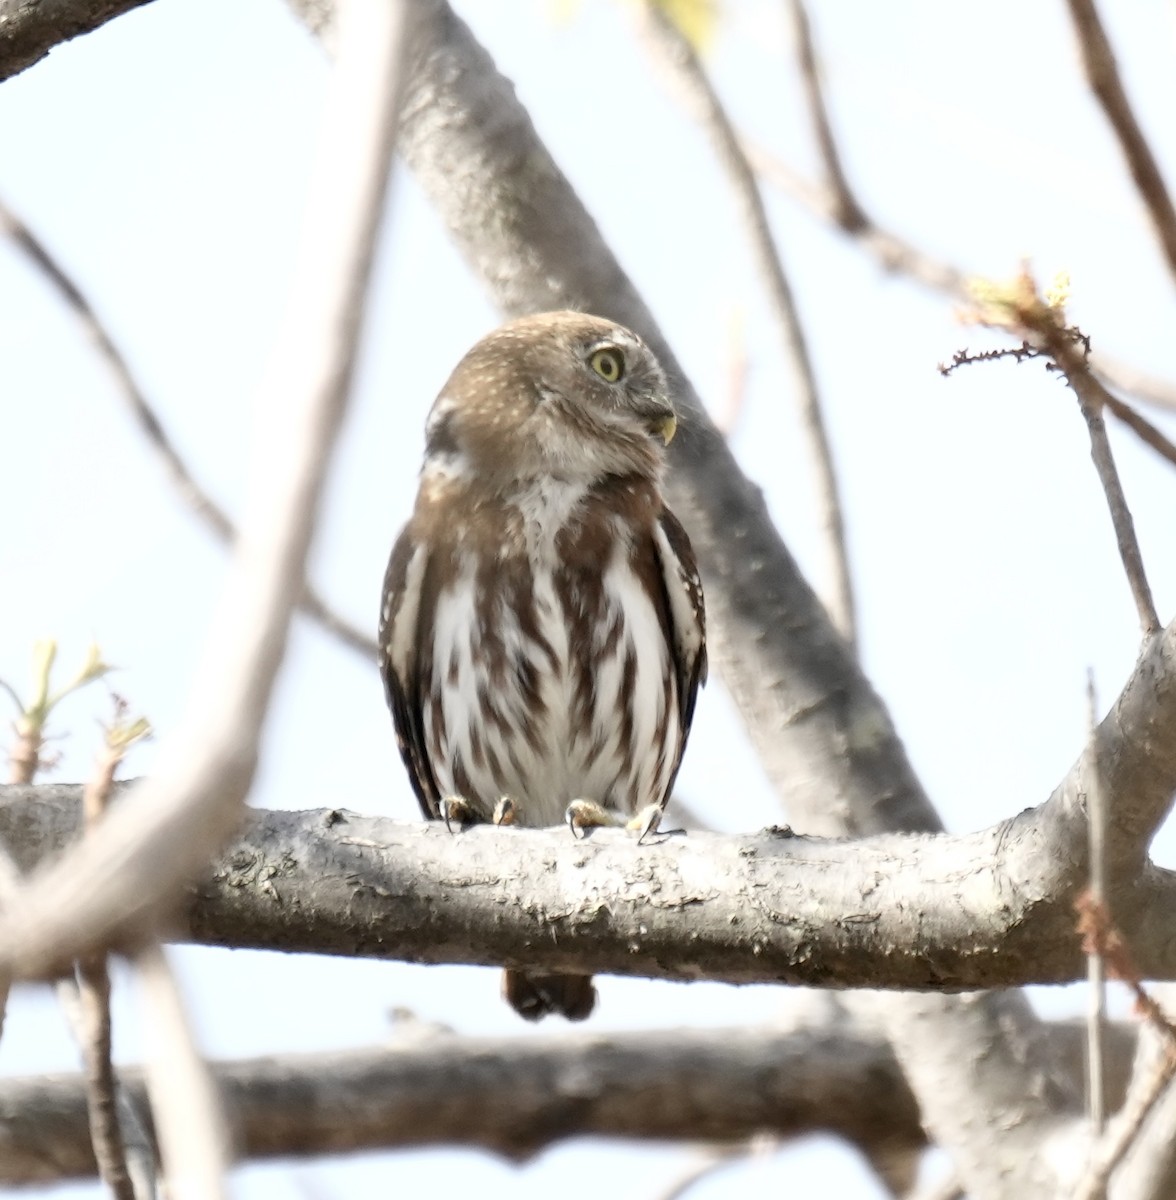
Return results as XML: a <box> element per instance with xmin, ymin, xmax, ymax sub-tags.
<box><xmin>1104</xmin><ymin>393</ymin><xmax>1176</xmax><ymax>470</ymax></box>
<box><xmin>639</xmin><ymin>2</ymin><xmax>857</xmax><ymax>652</ymax></box>
<box><xmin>957</xmin><ymin>271</ymin><xmax>1161</xmax><ymax>636</ymax></box>
<box><xmin>746</xmin><ymin>143</ymin><xmax>1176</xmax><ymax>417</ymax></box>
<box><xmin>1064</xmin><ymin>0</ymin><xmax>1176</xmax><ymax>289</ymax></box>
<box><xmin>1086</xmin><ymin>671</ymin><xmax>1107</xmax><ymax>1134</ymax></box>
<box><xmin>71</xmin><ymin>960</ymin><xmax>139</xmax><ymax>1200</ymax></box>
<box><xmin>1074</xmin><ymin>1013</ymin><xmax>1176</xmax><ymax>1199</ymax></box>
<box><xmin>1096</xmin><ymin>355</ymin><xmax>1176</xmax><ymax>415</ymax></box>
<box><xmin>784</xmin><ymin>0</ymin><xmax>863</xmax><ymax>231</ymax></box>
<box><xmin>1067</xmin><ymin>365</ymin><xmax>1161</xmax><ymax>637</ymax></box>
<box><xmin>69</xmin><ymin>699</ymin><xmax>153</xmax><ymax>1200</ymax></box>
<box><xmin>0</xmin><ymin>199</ymin><xmax>378</xmax><ymax>664</ymax></box>
<box><xmin>0</xmin><ymin>0</ymin><xmax>413</xmax><ymax>980</ymax></box>
<box><xmin>136</xmin><ymin>944</ymin><xmax>231</xmax><ymax>1200</ymax></box>
<box><xmin>653</xmin><ymin>1139</ymin><xmax>776</xmax><ymax>1200</ymax></box>
<box><xmin>57</xmin><ymin>979</ymin><xmax>158</xmax><ymax>1199</ymax></box>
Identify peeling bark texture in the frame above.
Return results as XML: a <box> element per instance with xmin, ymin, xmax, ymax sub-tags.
<box><xmin>0</xmin><ymin>0</ymin><xmax>152</xmax><ymax>80</ymax></box>
<box><xmin>5</xmin><ymin>786</ymin><xmax>1176</xmax><ymax>989</ymax></box>
<box><xmin>0</xmin><ymin>1019</ymin><xmax>1138</xmax><ymax>1187</ymax></box>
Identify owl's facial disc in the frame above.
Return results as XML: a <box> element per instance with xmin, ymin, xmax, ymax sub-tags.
<box><xmin>581</xmin><ymin>337</ymin><xmax>676</xmax><ymax>446</ymax></box>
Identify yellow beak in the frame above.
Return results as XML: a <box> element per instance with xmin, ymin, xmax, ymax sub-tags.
<box><xmin>656</xmin><ymin>414</ymin><xmax>678</xmax><ymax>445</ymax></box>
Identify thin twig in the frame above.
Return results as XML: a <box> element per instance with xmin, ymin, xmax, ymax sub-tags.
<box><xmin>1096</xmin><ymin>355</ymin><xmax>1176</xmax><ymax>415</ymax></box>
<box><xmin>1064</xmin><ymin>0</ymin><xmax>1176</xmax><ymax>288</ymax></box>
<box><xmin>0</xmin><ymin>0</ymin><xmax>413</xmax><ymax>980</ymax></box>
<box><xmin>639</xmin><ymin>2</ymin><xmax>858</xmax><ymax>652</ymax></box>
<box><xmin>1073</xmin><ymin>894</ymin><xmax>1176</xmax><ymax>1198</ymax></box>
<box><xmin>57</xmin><ymin>979</ymin><xmax>157</xmax><ymax>1200</ymax></box>
<box><xmin>70</xmin><ymin>962</ymin><xmax>140</xmax><ymax>1200</ymax></box>
<box><xmin>956</xmin><ymin>276</ymin><xmax>1161</xmax><ymax>637</ymax></box>
<box><xmin>714</xmin><ymin>309</ymin><xmax>749</xmax><ymax>438</ymax></box>
<box><xmin>784</xmin><ymin>0</ymin><xmax>864</xmax><ymax>231</ymax></box>
<box><xmin>744</xmin><ymin>143</ymin><xmax>1176</xmax><ymax>416</ymax></box>
<box><xmin>1074</xmin><ymin>1037</ymin><xmax>1176</xmax><ymax>1200</ymax></box>
<box><xmin>0</xmin><ymin>198</ymin><xmax>378</xmax><ymax>664</ymax></box>
<box><xmin>1066</xmin><ymin>364</ymin><xmax>1161</xmax><ymax>636</ymax></box>
<box><xmin>67</xmin><ymin>699</ymin><xmax>153</xmax><ymax>1200</ymax></box>
<box><xmin>1104</xmin><ymin>393</ymin><xmax>1176</xmax><ymax>470</ymax></box>
<box><xmin>1086</xmin><ymin>670</ymin><xmax>1107</xmax><ymax>1134</ymax></box>
<box><xmin>652</xmin><ymin>1143</ymin><xmax>773</xmax><ymax>1200</ymax></box>
<box><xmin>136</xmin><ymin>944</ymin><xmax>231</xmax><ymax>1200</ymax></box>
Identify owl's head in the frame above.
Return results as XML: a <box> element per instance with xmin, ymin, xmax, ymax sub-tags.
<box><xmin>423</xmin><ymin>311</ymin><xmax>678</xmax><ymax>487</ymax></box>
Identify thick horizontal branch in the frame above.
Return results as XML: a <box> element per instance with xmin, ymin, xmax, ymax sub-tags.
<box><xmin>4</xmin><ymin>784</ymin><xmax>1176</xmax><ymax>989</ymax></box>
<box><xmin>0</xmin><ymin>1018</ymin><xmax>1136</xmax><ymax>1186</ymax></box>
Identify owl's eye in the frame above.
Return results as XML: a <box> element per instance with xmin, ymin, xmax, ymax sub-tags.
<box><xmin>589</xmin><ymin>346</ymin><xmax>626</xmax><ymax>384</ymax></box>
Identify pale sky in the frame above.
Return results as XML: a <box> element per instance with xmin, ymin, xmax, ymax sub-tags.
<box><xmin>3</xmin><ymin>2</ymin><xmax>1176</xmax><ymax>1196</ymax></box>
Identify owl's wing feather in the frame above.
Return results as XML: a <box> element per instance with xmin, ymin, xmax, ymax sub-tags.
<box><xmin>654</xmin><ymin>506</ymin><xmax>708</xmax><ymax>769</ymax></box>
<box><xmin>379</xmin><ymin>525</ymin><xmax>442</xmax><ymax>819</ymax></box>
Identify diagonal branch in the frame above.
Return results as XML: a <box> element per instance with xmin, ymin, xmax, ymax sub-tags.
<box><xmin>639</xmin><ymin>2</ymin><xmax>857</xmax><ymax>652</ymax></box>
<box><xmin>1064</xmin><ymin>0</ymin><xmax>1176</xmax><ymax>289</ymax></box>
<box><xmin>0</xmin><ymin>0</ymin><xmax>412</xmax><ymax>979</ymax></box>
<box><xmin>0</xmin><ymin>197</ymin><xmax>378</xmax><ymax>663</ymax></box>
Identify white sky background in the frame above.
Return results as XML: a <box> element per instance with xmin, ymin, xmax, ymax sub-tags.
<box><xmin>2</xmin><ymin>0</ymin><xmax>1176</xmax><ymax>1196</ymax></box>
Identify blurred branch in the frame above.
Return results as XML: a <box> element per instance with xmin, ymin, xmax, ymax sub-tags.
<box><xmin>0</xmin><ymin>1017</ymin><xmax>1137</xmax><ymax>1187</ymax></box>
<box><xmin>639</xmin><ymin>1</ymin><xmax>857</xmax><ymax>652</ymax></box>
<box><xmin>0</xmin><ymin>197</ymin><xmax>378</xmax><ymax>663</ymax></box>
<box><xmin>58</xmin><ymin>977</ymin><xmax>157</xmax><ymax>1200</ymax></box>
<box><xmin>784</xmin><ymin>0</ymin><xmax>864</xmax><ymax>231</ymax></box>
<box><xmin>0</xmin><ymin>0</ymin><xmax>151</xmax><ymax>80</ymax></box>
<box><xmin>67</xmin><ymin>698</ymin><xmax>154</xmax><ymax>1200</ymax></box>
<box><xmin>136</xmin><ymin>944</ymin><xmax>231</xmax><ymax>1200</ymax></box>
<box><xmin>1064</xmin><ymin>0</ymin><xmax>1176</xmax><ymax>290</ymax></box>
<box><xmin>1073</xmin><ymin>902</ymin><xmax>1176</xmax><ymax>1200</ymax></box>
<box><xmin>0</xmin><ymin>0</ymin><xmax>412</xmax><ymax>980</ymax></box>
<box><xmin>1104</xmin><ymin>393</ymin><xmax>1176</xmax><ymax>469</ymax></box>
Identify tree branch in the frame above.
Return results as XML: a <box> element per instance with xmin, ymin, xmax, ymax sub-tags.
<box><xmin>0</xmin><ymin>0</ymin><xmax>152</xmax><ymax>81</ymax></box>
<box><xmin>0</xmin><ymin>191</ymin><xmax>377</xmax><ymax>663</ymax></box>
<box><xmin>639</xmin><ymin>2</ymin><xmax>857</xmax><ymax>652</ymax></box>
<box><xmin>1064</xmin><ymin>0</ymin><xmax>1176</xmax><ymax>290</ymax></box>
<box><xmin>0</xmin><ymin>1018</ymin><xmax>1137</xmax><ymax>1187</ymax></box>
<box><xmin>0</xmin><ymin>0</ymin><xmax>411</xmax><ymax>981</ymax></box>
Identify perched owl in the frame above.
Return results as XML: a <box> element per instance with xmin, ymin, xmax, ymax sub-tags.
<box><xmin>378</xmin><ymin>311</ymin><xmax>707</xmax><ymax>1021</ymax></box>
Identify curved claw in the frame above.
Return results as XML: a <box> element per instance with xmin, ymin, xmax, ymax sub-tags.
<box><xmin>440</xmin><ymin>795</ymin><xmax>478</xmax><ymax>834</ymax></box>
<box><xmin>565</xmin><ymin>804</ymin><xmax>586</xmax><ymax>840</ymax></box>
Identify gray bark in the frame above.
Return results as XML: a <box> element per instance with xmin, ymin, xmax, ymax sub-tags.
<box><xmin>0</xmin><ymin>1019</ymin><xmax>1137</xmax><ymax>1187</ymax></box>
<box><xmin>4</xmin><ymin>785</ymin><xmax>1176</xmax><ymax>988</ymax></box>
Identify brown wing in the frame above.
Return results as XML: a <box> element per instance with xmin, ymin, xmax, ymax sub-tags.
<box><xmin>653</xmin><ymin>506</ymin><xmax>708</xmax><ymax>787</ymax></box>
<box><xmin>378</xmin><ymin>524</ymin><xmax>442</xmax><ymax>819</ymax></box>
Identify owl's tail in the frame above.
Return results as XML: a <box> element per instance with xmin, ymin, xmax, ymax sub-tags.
<box><xmin>502</xmin><ymin>969</ymin><xmax>597</xmax><ymax>1021</ymax></box>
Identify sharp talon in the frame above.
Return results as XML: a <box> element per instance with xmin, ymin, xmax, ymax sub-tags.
<box><xmin>632</xmin><ymin>803</ymin><xmax>665</xmax><ymax>845</ymax></box>
<box><xmin>493</xmin><ymin>796</ymin><xmax>517</xmax><ymax>826</ymax></box>
<box><xmin>566</xmin><ymin>805</ymin><xmax>584</xmax><ymax>839</ymax></box>
<box><xmin>440</xmin><ymin>795</ymin><xmax>480</xmax><ymax>833</ymax></box>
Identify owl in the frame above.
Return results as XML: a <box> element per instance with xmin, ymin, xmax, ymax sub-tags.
<box><xmin>379</xmin><ymin>311</ymin><xmax>707</xmax><ymax>1021</ymax></box>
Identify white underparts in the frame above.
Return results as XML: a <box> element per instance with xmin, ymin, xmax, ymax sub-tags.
<box><xmin>427</xmin><ymin>495</ymin><xmax>680</xmax><ymax>828</ymax></box>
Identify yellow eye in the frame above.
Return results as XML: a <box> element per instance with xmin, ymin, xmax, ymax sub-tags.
<box><xmin>589</xmin><ymin>346</ymin><xmax>625</xmax><ymax>383</ymax></box>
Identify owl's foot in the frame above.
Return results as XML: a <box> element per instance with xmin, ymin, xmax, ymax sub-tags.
<box><xmin>439</xmin><ymin>794</ymin><xmax>491</xmax><ymax>832</ymax></box>
<box><xmin>565</xmin><ymin>798</ymin><xmax>622</xmax><ymax>839</ymax></box>
<box><xmin>565</xmin><ymin>799</ymin><xmax>666</xmax><ymax>842</ymax></box>
<box><xmin>492</xmin><ymin>796</ymin><xmax>518</xmax><ymax>826</ymax></box>
<box><xmin>629</xmin><ymin>802</ymin><xmax>667</xmax><ymax>845</ymax></box>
